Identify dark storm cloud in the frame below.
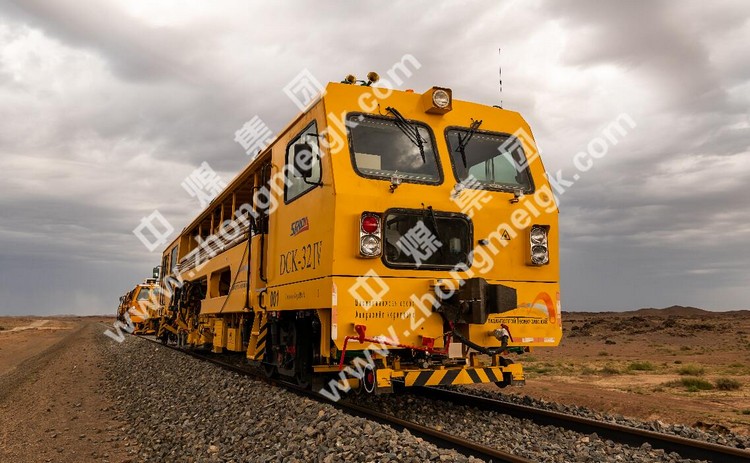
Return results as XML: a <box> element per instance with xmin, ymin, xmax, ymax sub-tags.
<box><xmin>0</xmin><ymin>0</ymin><xmax>748</xmax><ymax>314</ymax></box>
<box><xmin>548</xmin><ymin>0</ymin><xmax>732</xmax><ymax>115</ymax></box>
<box><xmin>523</xmin><ymin>0</ymin><xmax>750</xmax><ymax>309</ymax></box>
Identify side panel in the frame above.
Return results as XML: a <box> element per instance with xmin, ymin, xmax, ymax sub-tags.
<box><xmin>265</xmin><ymin>103</ymin><xmax>335</xmax><ymax>295</ymax></box>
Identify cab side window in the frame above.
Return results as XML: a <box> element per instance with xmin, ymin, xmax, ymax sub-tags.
<box><xmin>170</xmin><ymin>246</ymin><xmax>179</xmax><ymax>274</ymax></box>
<box><xmin>285</xmin><ymin>121</ymin><xmax>321</xmax><ymax>203</ymax></box>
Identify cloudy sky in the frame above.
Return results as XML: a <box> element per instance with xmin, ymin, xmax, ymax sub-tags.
<box><xmin>0</xmin><ymin>0</ymin><xmax>748</xmax><ymax>315</ymax></box>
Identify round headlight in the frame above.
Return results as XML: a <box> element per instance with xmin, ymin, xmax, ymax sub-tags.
<box><xmin>361</xmin><ymin>235</ymin><xmax>382</xmax><ymax>256</ymax></box>
<box><xmin>530</xmin><ymin>227</ymin><xmax>547</xmax><ymax>245</ymax></box>
<box><xmin>531</xmin><ymin>245</ymin><xmax>549</xmax><ymax>265</ymax></box>
<box><xmin>432</xmin><ymin>89</ymin><xmax>450</xmax><ymax>108</ymax></box>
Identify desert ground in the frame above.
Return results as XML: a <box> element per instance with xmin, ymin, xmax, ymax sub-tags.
<box><xmin>476</xmin><ymin>306</ymin><xmax>750</xmax><ymax>435</ymax></box>
<box><xmin>0</xmin><ymin>317</ymin><xmax>132</xmax><ymax>463</ymax></box>
<box><xmin>0</xmin><ymin>308</ymin><xmax>747</xmax><ymax>462</ymax></box>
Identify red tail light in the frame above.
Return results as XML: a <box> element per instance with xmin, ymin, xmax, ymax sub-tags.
<box><xmin>359</xmin><ymin>212</ymin><xmax>382</xmax><ymax>257</ymax></box>
<box><xmin>361</xmin><ymin>215</ymin><xmax>380</xmax><ymax>234</ymax></box>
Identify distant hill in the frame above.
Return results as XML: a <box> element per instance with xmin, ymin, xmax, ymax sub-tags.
<box><xmin>631</xmin><ymin>305</ymin><xmax>710</xmax><ymax>317</ymax></box>
<box><xmin>564</xmin><ymin>305</ymin><xmax>750</xmax><ymax>317</ymax></box>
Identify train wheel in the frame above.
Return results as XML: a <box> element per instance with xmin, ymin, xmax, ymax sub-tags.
<box><xmin>295</xmin><ymin>370</ymin><xmax>310</xmax><ymax>388</ymax></box>
<box><xmin>262</xmin><ymin>346</ymin><xmax>278</xmax><ymax>378</ymax></box>
<box><xmin>292</xmin><ymin>316</ymin><xmax>313</xmax><ymax>389</ymax></box>
<box><xmin>263</xmin><ymin>363</ymin><xmax>278</xmax><ymax>379</ymax></box>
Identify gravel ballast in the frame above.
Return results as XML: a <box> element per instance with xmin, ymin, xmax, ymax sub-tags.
<box><xmin>456</xmin><ymin>386</ymin><xmax>750</xmax><ymax>450</ymax></box>
<box><xmin>101</xmin><ymin>336</ymin><xmax>482</xmax><ymax>463</ymax></box>
<box><xmin>101</xmin><ymin>334</ymin><xmax>746</xmax><ymax>462</ymax></box>
<box><xmin>357</xmin><ymin>393</ymin><xmax>710</xmax><ymax>463</ymax></box>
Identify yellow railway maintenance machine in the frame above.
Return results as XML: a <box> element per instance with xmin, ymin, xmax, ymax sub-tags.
<box><xmin>117</xmin><ymin>278</ymin><xmax>160</xmax><ymax>335</ymax></box>
<box><xmin>154</xmin><ymin>74</ymin><xmax>562</xmax><ymax>394</ymax></box>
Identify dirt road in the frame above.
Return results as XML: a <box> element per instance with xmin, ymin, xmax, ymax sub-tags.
<box><xmin>0</xmin><ymin>321</ymin><xmax>134</xmax><ymax>462</ymax></box>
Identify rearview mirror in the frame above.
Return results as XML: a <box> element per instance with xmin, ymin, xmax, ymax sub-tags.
<box><xmin>152</xmin><ymin>266</ymin><xmax>161</xmax><ymax>279</ymax></box>
<box><xmin>293</xmin><ymin>143</ymin><xmax>314</xmax><ymax>179</ymax></box>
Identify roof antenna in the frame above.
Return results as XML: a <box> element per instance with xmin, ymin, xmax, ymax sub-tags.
<box><xmin>497</xmin><ymin>48</ymin><xmax>503</xmax><ymax>109</ymax></box>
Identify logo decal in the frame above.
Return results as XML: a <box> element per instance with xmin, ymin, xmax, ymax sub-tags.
<box><xmin>290</xmin><ymin>217</ymin><xmax>309</xmax><ymax>236</ymax></box>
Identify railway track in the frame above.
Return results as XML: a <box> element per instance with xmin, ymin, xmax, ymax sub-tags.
<box><xmin>135</xmin><ymin>334</ymin><xmax>748</xmax><ymax>462</ymax></box>
<box><xmin>136</xmin><ymin>335</ymin><xmax>530</xmax><ymax>463</ymax></box>
<box><xmin>412</xmin><ymin>387</ymin><xmax>750</xmax><ymax>463</ymax></box>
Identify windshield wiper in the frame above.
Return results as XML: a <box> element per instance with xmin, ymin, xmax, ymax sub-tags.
<box><xmin>386</xmin><ymin>106</ymin><xmax>426</xmax><ymax>164</ymax></box>
<box><xmin>422</xmin><ymin>204</ymin><xmax>444</xmax><ymax>257</ymax></box>
<box><xmin>456</xmin><ymin>118</ymin><xmax>483</xmax><ymax>168</ymax></box>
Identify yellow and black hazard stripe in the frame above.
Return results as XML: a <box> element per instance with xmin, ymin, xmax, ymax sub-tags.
<box><xmin>246</xmin><ymin>312</ymin><xmax>269</xmax><ymax>361</ymax></box>
<box><xmin>404</xmin><ymin>367</ymin><xmax>506</xmax><ymax>387</ymax></box>
<box><xmin>255</xmin><ymin>319</ymin><xmax>268</xmax><ymax>360</ymax></box>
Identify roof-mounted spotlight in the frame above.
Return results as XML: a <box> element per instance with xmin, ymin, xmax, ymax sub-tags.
<box><xmin>342</xmin><ymin>74</ymin><xmax>357</xmax><ymax>84</ymax></box>
<box><xmin>365</xmin><ymin>71</ymin><xmax>380</xmax><ymax>86</ymax></box>
<box><xmin>420</xmin><ymin>86</ymin><xmax>452</xmax><ymax>114</ymax></box>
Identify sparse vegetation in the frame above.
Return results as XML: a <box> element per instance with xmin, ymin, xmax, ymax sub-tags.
<box><xmin>677</xmin><ymin>364</ymin><xmax>705</xmax><ymax>376</ymax></box>
<box><xmin>0</xmin><ymin>325</ymin><xmax>5</xmax><ymax>331</ymax></box>
<box><xmin>627</xmin><ymin>361</ymin><xmax>655</xmax><ymax>371</ymax></box>
<box><xmin>526</xmin><ymin>363</ymin><xmax>554</xmax><ymax>374</ymax></box>
<box><xmin>555</xmin><ymin>362</ymin><xmax>575</xmax><ymax>375</ymax></box>
<box><xmin>665</xmin><ymin>377</ymin><xmax>714</xmax><ymax>392</ymax></box>
<box><xmin>715</xmin><ymin>378</ymin><xmax>742</xmax><ymax>391</ymax></box>
<box><xmin>486</xmin><ymin>310</ymin><xmax>749</xmax><ymax>426</ymax></box>
<box><xmin>600</xmin><ymin>365</ymin><xmax>621</xmax><ymax>375</ymax></box>
<box><xmin>723</xmin><ymin>363</ymin><xmax>749</xmax><ymax>375</ymax></box>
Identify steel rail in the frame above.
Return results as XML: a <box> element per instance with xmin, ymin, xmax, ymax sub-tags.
<box><xmin>414</xmin><ymin>386</ymin><xmax>750</xmax><ymax>463</ymax></box>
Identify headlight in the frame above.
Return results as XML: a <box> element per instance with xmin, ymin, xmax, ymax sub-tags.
<box><xmin>422</xmin><ymin>87</ymin><xmax>452</xmax><ymax>114</ymax></box>
<box><xmin>360</xmin><ymin>235</ymin><xmax>382</xmax><ymax>257</ymax></box>
<box><xmin>531</xmin><ymin>245</ymin><xmax>549</xmax><ymax>265</ymax></box>
<box><xmin>528</xmin><ymin>225</ymin><xmax>550</xmax><ymax>266</ymax></box>
<box><xmin>432</xmin><ymin>89</ymin><xmax>451</xmax><ymax>108</ymax></box>
<box><xmin>530</xmin><ymin>227</ymin><xmax>547</xmax><ymax>245</ymax></box>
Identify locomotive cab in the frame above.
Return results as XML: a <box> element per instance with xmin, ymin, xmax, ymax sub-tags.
<box><xmin>151</xmin><ymin>76</ymin><xmax>562</xmax><ymax>395</ymax></box>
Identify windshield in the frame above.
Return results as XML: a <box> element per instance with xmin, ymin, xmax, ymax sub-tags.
<box><xmin>136</xmin><ymin>288</ymin><xmax>152</xmax><ymax>301</ymax></box>
<box><xmin>348</xmin><ymin>114</ymin><xmax>441</xmax><ymax>183</ymax></box>
<box><xmin>446</xmin><ymin>128</ymin><xmax>533</xmax><ymax>192</ymax></box>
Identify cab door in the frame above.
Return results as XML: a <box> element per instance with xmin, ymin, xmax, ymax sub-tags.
<box><xmin>267</xmin><ymin>119</ymin><xmax>323</xmax><ymax>289</ymax></box>
<box><xmin>250</xmin><ymin>161</ymin><xmax>272</xmax><ymax>307</ymax></box>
